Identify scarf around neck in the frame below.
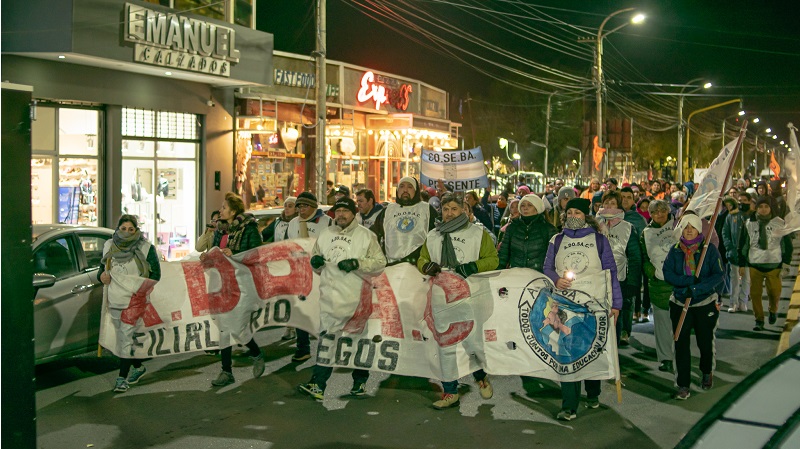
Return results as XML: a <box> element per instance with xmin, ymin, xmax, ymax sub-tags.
<box><xmin>597</xmin><ymin>208</ymin><xmax>625</xmax><ymax>228</ymax></box>
<box><xmin>436</xmin><ymin>213</ymin><xmax>470</xmax><ymax>268</ymax></box>
<box><xmin>756</xmin><ymin>214</ymin><xmax>772</xmax><ymax>250</ymax></box>
<box><xmin>679</xmin><ymin>233</ymin><xmax>704</xmax><ymax>276</ymax></box>
<box><xmin>222</xmin><ymin>213</ymin><xmax>256</xmax><ymax>252</ymax></box>
<box><xmin>100</xmin><ymin>229</ymin><xmax>149</xmax><ymax>277</ymax></box>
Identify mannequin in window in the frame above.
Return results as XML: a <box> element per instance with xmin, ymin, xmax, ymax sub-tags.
<box><xmin>79</xmin><ymin>169</ymin><xmax>94</xmax><ymax>205</ymax></box>
<box><xmin>158</xmin><ymin>173</ymin><xmax>169</xmax><ymax>198</ymax></box>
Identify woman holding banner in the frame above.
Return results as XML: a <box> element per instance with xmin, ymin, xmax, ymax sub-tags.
<box><xmin>99</xmin><ymin>214</ymin><xmax>161</xmax><ymax>393</ymax></box>
<box><xmin>201</xmin><ymin>192</ymin><xmax>266</xmax><ymax>387</ymax></box>
<box><xmin>542</xmin><ymin>198</ymin><xmax>621</xmax><ymax>421</ymax></box>
<box><xmin>663</xmin><ymin>213</ymin><xmax>725</xmax><ymax>400</ymax></box>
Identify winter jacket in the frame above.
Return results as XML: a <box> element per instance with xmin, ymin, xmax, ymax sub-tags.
<box><xmin>738</xmin><ymin>215</ymin><xmax>793</xmax><ymax>272</ymax></box>
<box><xmin>497</xmin><ymin>214</ymin><xmax>557</xmax><ymax>272</ymax></box>
<box><xmin>715</xmin><ymin>209</ymin><xmax>729</xmax><ymax>264</ymax></box>
<box><xmin>624</xmin><ymin>207</ymin><xmax>647</xmax><ymax>237</ymax></box>
<box><xmin>212</xmin><ymin>221</ymin><xmax>262</xmax><ymax>255</ymax></box>
<box><xmin>721</xmin><ymin>210</ymin><xmax>748</xmax><ymax>266</ymax></box>
<box><xmin>640</xmin><ymin>217</ymin><xmax>677</xmax><ymax>310</ymax></box>
<box><xmin>543</xmin><ymin>226</ymin><xmax>623</xmax><ymax>310</ymax></box>
<box><xmin>662</xmin><ymin>242</ymin><xmax>724</xmax><ymax>305</ymax></box>
<box><xmin>417</xmin><ymin>224</ymin><xmax>499</xmax><ymax>274</ymax></box>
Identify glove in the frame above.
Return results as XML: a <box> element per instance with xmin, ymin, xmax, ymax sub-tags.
<box><xmin>455</xmin><ymin>262</ymin><xmax>479</xmax><ymax>279</ymax></box>
<box><xmin>422</xmin><ymin>262</ymin><xmax>442</xmax><ymax>276</ymax></box>
<box><xmin>338</xmin><ymin>258</ymin><xmax>360</xmax><ymax>273</ymax></box>
<box><xmin>310</xmin><ymin>255</ymin><xmax>326</xmax><ymax>269</ymax></box>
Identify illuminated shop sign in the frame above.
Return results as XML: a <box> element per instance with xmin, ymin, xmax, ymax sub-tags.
<box><xmin>356</xmin><ymin>71</ymin><xmax>412</xmax><ymax>111</ymax></box>
<box><xmin>124</xmin><ymin>3</ymin><xmax>240</xmax><ymax>77</ymax></box>
<box><xmin>273</xmin><ymin>69</ymin><xmax>340</xmax><ymax>96</ymax></box>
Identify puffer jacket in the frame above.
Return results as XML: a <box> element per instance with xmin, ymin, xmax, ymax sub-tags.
<box><xmin>497</xmin><ymin>214</ymin><xmax>558</xmax><ymax>271</ymax></box>
<box><xmin>721</xmin><ymin>210</ymin><xmax>748</xmax><ymax>266</ymax></box>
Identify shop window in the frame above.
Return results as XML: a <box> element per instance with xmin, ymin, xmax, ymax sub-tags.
<box><xmin>122</xmin><ymin>140</ymin><xmax>155</xmax><ymax>158</ymax></box>
<box><xmin>174</xmin><ymin>0</ymin><xmax>224</xmax><ymax>20</ymax></box>
<box><xmin>156</xmin><ymin>141</ymin><xmax>196</xmax><ymax>158</ymax></box>
<box><xmin>58</xmin><ymin>109</ymin><xmax>99</xmax><ymax>156</ymax></box>
<box><xmin>58</xmin><ymin>158</ymin><xmax>98</xmax><ymax>225</ymax></box>
<box><xmin>234</xmin><ymin>0</ymin><xmax>254</xmax><ymax>28</ymax></box>
<box><xmin>32</xmin><ymin>158</ymin><xmax>54</xmax><ymax>224</ymax></box>
<box><xmin>32</xmin><ymin>106</ymin><xmax>55</xmax><ymax>151</ymax></box>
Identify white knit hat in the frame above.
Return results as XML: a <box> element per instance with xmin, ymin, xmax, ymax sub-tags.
<box><xmin>284</xmin><ymin>196</ymin><xmax>297</xmax><ymax>206</ymax></box>
<box><xmin>675</xmin><ymin>213</ymin><xmax>703</xmax><ymax>240</ymax></box>
<box><xmin>520</xmin><ymin>194</ymin><xmax>545</xmax><ymax>214</ymax></box>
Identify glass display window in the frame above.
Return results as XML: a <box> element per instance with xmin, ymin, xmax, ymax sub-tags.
<box><xmin>122</xmin><ymin>140</ymin><xmax>155</xmax><ymax>158</ymax></box>
<box><xmin>58</xmin><ymin>158</ymin><xmax>99</xmax><ymax>225</ymax></box>
<box><xmin>31</xmin><ymin>158</ymin><xmax>54</xmax><ymax>224</ymax></box>
<box><xmin>58</xmin><ymin>109</ymin><xmax>99</xmax><ymax>156</ymax></box>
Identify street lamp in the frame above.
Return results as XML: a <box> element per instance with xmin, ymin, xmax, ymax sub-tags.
<box><xmin>753</xmin><ymin>127</ymin><xmax>771</xmax><ymax>177</ymax></box>
<box><xmin>590</xmin><ymin>9</ymin><xmax>645</xmax><ymax>162</ymax></box>
<box><xmin>685</xmin><ymin>98</ymin><xmax>742</xmax><ymax>180</ymax></box>
<box><xmin>499</xmin><ymin>137</ymin><xmax>520</xmax><ymax>183</ymax></box>
<box><xmin>677</xmin><ymin>78</ymin><xmax>712</xmax><ymax>183</ymax></box>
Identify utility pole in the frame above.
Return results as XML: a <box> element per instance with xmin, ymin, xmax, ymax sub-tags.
<box><xmin>677</xmin><ymin>96</ymin><xmax>684</xmax><ymax>183</ymax></box>
<box><xmin>314</xmin><ymin>0</ymin><xmax>327</xmax><ymax>201</ymax></box>
<box><xmin>545</xmin><ymin>92</ymin><xmax>554</xmax><ymax>177</ymax></box>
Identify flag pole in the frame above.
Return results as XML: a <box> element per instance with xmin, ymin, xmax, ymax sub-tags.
<box><xmin>674</xmin><ymin>121</ymin><xmax>748</xmax><ymax>341</ymax></box>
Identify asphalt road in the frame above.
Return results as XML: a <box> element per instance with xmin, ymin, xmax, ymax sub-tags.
<box><xmin>35</xmin><ymin>299</ymin><xmax>787</xmax><ymax>449</ymax></box>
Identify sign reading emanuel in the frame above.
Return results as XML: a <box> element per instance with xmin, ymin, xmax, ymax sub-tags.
<box><xmin>124</xmin><ymin>3</ymin><xmax>240</xmax><ymax>77</ymax></box>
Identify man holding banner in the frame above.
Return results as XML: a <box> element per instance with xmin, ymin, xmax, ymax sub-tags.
<box><xmin>417</xmin><ymin>193</ymin><xmax>499</xmax><ymax>409</ymax></box>
<box><xmin>371</xmin><ymin>177</ymin><xmax>438</xmax><ymax>266</ymax></box>
<box><xmin>298</xmin><ymin>197</ymin><xmax>387</xmax><ymax>400</ymax></box>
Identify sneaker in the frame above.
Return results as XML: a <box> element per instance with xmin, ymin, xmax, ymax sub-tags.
<box><xmin>211</xmin><ymin>370</ymin><xmax>235</xmax><ymax>387</ymax></box>
<box><xmin>251</xmin><ymin>354</ymin><xmax>265</xmax><ymax>378</ymax></box>
<box><xmin>701</xmin><ymin>373</ymin><xmax>713</xmax><ymax>390</ymax></box>
<box><xmin>127</xmin><ymin>366</ymin><xmax>147</xmax><ymax>385</ymax></box>
<box><xmin>281</xmin><ymin>327</ymin><xmax>296</xmax><ymax>341</ymax></box>
<box><xmin>675</xmin><ymin>387</ymin><xmax>691</xmax><ymax>400</ymax></box>
<box><xmin>291</xmin><ymin>351</ymin><xmax>311</xmax><ymax>362</ymax></box>
<box><xmin>432</xmin><ymin>393</ymin><xmax>460</xmax><ymax>409</ymax></box>
<box><xmin>632</xmin><ymin>312</ymin><xmax>640</xmax><ymax>322</ymax></box>
<box><xmin>658</xmin><ymin>361</ymin><xmax>674</xmax><ymax>373</ymax></box>
<box><xmin>753</xmin><ymin>321</ymin><xmax>765</xmax><ymax>331</ymax></box>
<box><xmin>640</xmin><ymin>313</ymin><xmax>650</xmax><ymax>323</ymax></box>
<box><xmin>298</xmin><ymin>382</ymin><xmax>324</xmax><ymax>400</ymax></box>
<box><xmin>727</xmin><ymin>305</ymin><xmax>738</xmax><ymax>313</ymax></box>
<box><xmin>350</xmin><ymin>383</ymin><xmax>367</xmax><ymax>396</ymax></box>
<box><xmin>740</xmin><ymin>303</ymin><xmax>749</xmax><ymax>313</ymax></box>
<box><xmin>557</xmin><ymin>409</ymin><xmax>577</xmax><ymax>421</ymax></box>
<box><xmin>619</xmin><ymin>331</ymin><xmax>630</xmax><ymax>347</ymax></box>
<box><xmin>477</xmin><ymin>377</ymin><xmax>493</xmax><ymax>399</ymax></box>
<box><xmin>585</xmin><ymin>397</ymin><xmax>600</xmax><ymax>409</ymax></box>
<box><xmin>113</xmin><ymin>377</ymin><xmax>129</xmax><ymax>393</ymax></box>
<box><xmin>769</xmin><ymin>312</ymin><xmax>777</xmax><ymax>325</ymax></box>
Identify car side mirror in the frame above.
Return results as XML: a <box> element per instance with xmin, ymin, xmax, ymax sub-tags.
<box><xmin>33</xmin><ymin>273</ymin><xmax>57</xmax><ymax>291</ymax></box>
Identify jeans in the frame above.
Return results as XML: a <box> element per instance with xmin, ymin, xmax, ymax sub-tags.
<box><xmin>561</xmin><ymin>380</ymin><xmax>600</xmax><ymax>412</ymax></box>
<box><xmin>442</xmin><ymin>369</ymin><xmax>487</xmax><ymax>394</ymax></box>
<box><xmin>749</xmin><ymin>267</ymin><xmax>781</xmax><ymax>322</ymax></box>
<box><xmin>728</xmin><ymin>264</ymin><xmax>750</xmax><ymax>308</ymax></box>
<box><xmin>119</xmin><ymin>358</ymin><xmax>143</xmax><ymax>377</ymax></box>
<box><xmin>670</xmin><ymin>301</ymin><xmax>718</xmax><ymax>388</ymax></box>
<box><xmin>619</xmin><ymin>290</ymin><xmax>636</xmax><ymax>336</ymax></box>
<box><xmin>311</xmin><ymin>365</ymin><xmax>370</xmax><ymax>392</ymax></box>
<box><xmin>221</xmin><ymin>338</ymin><xmax>261</xmax><ymax>373</ymax></box>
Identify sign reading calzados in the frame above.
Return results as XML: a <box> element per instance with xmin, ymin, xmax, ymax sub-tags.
<box><xmin>124</xmin><ymin>3</ymin><xmax>240</xmax><ymax>77</ymax></box>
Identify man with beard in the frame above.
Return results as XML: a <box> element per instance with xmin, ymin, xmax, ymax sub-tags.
<box><xmin>287</xmin><ymin>191</ymin><xmax>333</xmax><ymax>361</ymax></box>
<box><xmin>298</xmin><ymin>197</ymin><xmax>387</xmax><ymax>400</ymax></box>
<box><xmin>371</xmin><ymin>177</ymin><xmax>438</xmax><ymax>265</ymax></box>
<box><xmin>356</xmin><ymin>188</ymin><xmax>384</xmax><ymax>230</ymax></box>
<box><xmin>417</xmin><ymin>193</ymin><xmax>499</xmax><ymax>409</ymax></box>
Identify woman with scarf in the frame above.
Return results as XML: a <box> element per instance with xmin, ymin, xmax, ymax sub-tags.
<box><xmin>497</xmin><ymin>198</ymin><xmax>520</xmax><ymax>244</ymax></box>
<box><xmin>738</xmin><ymin>197</ymin><xmax>793</xmax><ymax>331</ymax></box>
<box><xmin>262</xmin><ymin>196</ymin><xmax>298</xmax><ymax>243</ymax></box>
<box><xmin>543</xmin><ymin>198</ymin><xmax>621</xmax><ymax>421</ymax></box>
<box><xmin>637</xmin><ymin>197</ymin><xmax>652</xmax><ymax>223</ymax></box>
<box><xmin>497</xmin><ymin>194</ymin><xmax>557</xmax><ymax>272</ymax></box>
<box><xmin>417</xmin><ymin>193</ymin><xmax>499</xmax><ymax>409</ymax></box>
<box><xmin>99</xmin><ymin>215</ymin><xmax>161</xmax><ymax>393</ymax></box>
<box><xmin>597</xmin><ymin>191</ymin><xmax>641</xmax><ymax>347</ymax></box>
<box><xmin>663</xmin><ymin>213</ymin><xmax>725</xmax><ymax>400</ymax></box>
<box><xmin>201</xmin><ymin>192</ymin><xmax>266</xmax><ymax>387</ymax></box>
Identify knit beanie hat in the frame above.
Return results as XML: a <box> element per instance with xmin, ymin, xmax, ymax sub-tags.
<box><xmin>592</xmin><ymin>191</ymin><xmax>604</xmax><ymax>205</ymax></box>
<box><xmin>755</xmin><ymin>196</ymin><xmax>772</xmax><ymax>213</ymax></box>
<box><xmin>520</xmin><ymin>194</ymin><xmax>545</xmax><ymax>214</ymax></box>
<box><xmin>565</xmin><ymin>198</ymin><xmax>591</xmax><ymax>216</ymax></box>
<box><xmin>517</xmin><ymin>185</ymin><xmax>531</xmax><ymax>196</ymax></box>
<box><xmin>296</xmin><ymin>191</ymin><xmax>318</xmax><ymax>209</ymax></box>
<box><xmin>675</xmin><ymin>213</ymin><xmax>703</xmax><ymax>240</ymax></box>
<box><xmin>332</xmin><ymin>197</ymin><xmax>357</xmax><ymax>215</ymax></box>
<box><xmin>284</xmin><ymin>196</ymin><xmax>297</xmax><ymax>206</ymax></box>
<box><xmin>558</xmin><ymin>186</ymin><xmax>576</xmax><ymax>202</ymax></box>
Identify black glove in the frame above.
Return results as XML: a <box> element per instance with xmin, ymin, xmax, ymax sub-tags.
<box><xmin>310</xmin><ymin>255</ymin><xmax>326</xmax><ymax>269</ymax></box>
<box><xmin>455</xmin><ymin>262</ymin><xmax>479</xmax><ymax>279</ymax></box>
<box><xmin>422</xmin><ymin>262</ymin><xmax>442</xmax><ymax>276</ymax></box>
<box><xmin>338</xmin><ymin>258</ymin><xmax>360</xmax><ymax>273</ymax></box>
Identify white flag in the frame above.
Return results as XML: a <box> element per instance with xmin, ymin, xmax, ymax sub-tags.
<box><xmin>686</xmin><ymin>139</ymin><xmax>738</xmax><ymax>218</ymax></box>
<box><xmin>775</xmin><ymin>123</ymin><xmax>800</xmax><ymax>237</ymax></box>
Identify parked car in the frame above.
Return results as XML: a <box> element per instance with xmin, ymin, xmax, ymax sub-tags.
<box><xmin>32</xmin><ymin>225</ymin><xmax>114</xmax><ymax>364</ymax></box>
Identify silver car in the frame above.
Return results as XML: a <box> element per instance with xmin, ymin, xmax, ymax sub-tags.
<box><xmin>32</xmin><ymin>225</ymin><xmax>114</xmax><ymax>364</ymax></box>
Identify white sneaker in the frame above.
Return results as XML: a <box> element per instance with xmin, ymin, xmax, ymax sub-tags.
<box><xmin>727</xmin><ymin>305</ymin><xmax>738</xmax><ymax>313</ymax></box>
<box><xmin>740</xmin><ymin>303</ymin><xmax>749</xmax><ymax>312</ymax></box>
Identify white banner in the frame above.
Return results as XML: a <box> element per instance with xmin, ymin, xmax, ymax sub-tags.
<box><xmin>686</xmin><ymin>139</ymin><xmax>738</xmax><ymax>218</ymax></box>
<box><xmin>776</xmin><ymin>124</ymin><xmax>800</xmax><ymax>237</ymax></box>
<box><xmin>420</xmin><ymin>147</ymin><xmax>488</xmax><ymax>191</ymax></box>
<box><xmin>100</xmin><ymin>241</ymin><xmax>616</xmax><ymax>383</ymax></box>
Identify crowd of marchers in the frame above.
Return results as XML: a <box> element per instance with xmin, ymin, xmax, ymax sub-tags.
<box><xmin>96</xmin><ymin>173</ymin><xmax>793</xmax><ymax>422</ymax></box>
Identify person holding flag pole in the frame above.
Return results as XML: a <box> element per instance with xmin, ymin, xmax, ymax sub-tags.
<box><xmin>665</xmin><ymin>123</ymin><xmax>747</xmax><ymax>400</ymax></box>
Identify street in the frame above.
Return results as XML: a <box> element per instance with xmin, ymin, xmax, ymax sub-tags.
<box><xmin>35</xmin><ymin>301</ymin><xmax>785</xmax><ymax>449</ymax></box>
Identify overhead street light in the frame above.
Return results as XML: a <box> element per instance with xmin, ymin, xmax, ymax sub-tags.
<box><xmin>677</xmin><ymin>78</ymin><xmax>712</xmax><ymax>183</ymax></box>
<box><xmin>685</xmin><ymin>98</ymin><xmax>742</xmax><ymax>180</ymax></box>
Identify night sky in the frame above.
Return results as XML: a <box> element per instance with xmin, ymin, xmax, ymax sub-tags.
<box><xmin>257</xmin><ymin>0</ymin><xmax>800</xmax><ymax>142</ymax></box>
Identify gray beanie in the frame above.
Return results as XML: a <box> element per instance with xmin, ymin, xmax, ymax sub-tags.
<box><xmin>558</xmin><ymin>186</ymin><xmax>576</xmax><ymax>202</ymax></box>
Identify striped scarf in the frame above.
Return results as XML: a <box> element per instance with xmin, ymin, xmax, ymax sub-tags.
<box><xmin>679</xmin><ymin>234</ymin><xmax>704</xmax><ymax>276</ymax></box>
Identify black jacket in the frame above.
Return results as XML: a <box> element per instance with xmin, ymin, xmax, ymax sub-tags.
<box><xmin>497</xmin><ymin>214</ymin><xmax>557</xmax><ymax>271</ymax></box>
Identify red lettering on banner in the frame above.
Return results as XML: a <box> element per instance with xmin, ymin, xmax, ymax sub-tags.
<box><xmin>241</xmin><ymin>243</ymin><xmax>313</xmax><ymax>299</ymax></box>
<box><xmin>424</xmin><ymin>272</ymin><xmax>474</xmax><ymax>347</ymax></box>
<box><xmin>120</xmin><ymin>279</ymin><xmax>162</xmax><ymax>326</ymax></box>
<box><xmin>342</xmin><ymin>273</ymin><xmax>404</xmax><ymax>338</ymax></box>
<box><xmin>182</xmin><ymin>249</ymin><xmax>241</xmax><ymax>316</ymax></box>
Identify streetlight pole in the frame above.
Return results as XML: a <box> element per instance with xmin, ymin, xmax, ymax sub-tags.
<box><xmin>677</xmin><ymin>78</ymin><xmax>711</xmax><ymax>184</ymax></box>
<box><xmin>544</xmin><ymin>92</ymin><xmax>555</xmax><ymax>177</ymax></box>
<box><xmin>685</xmin><ymin>98</ymin><xmax>742</xmax><ymax>180</ymax></box>
<box><xmin>314</xmin><ymin>0</ymin><xmax>327</xmax><ymax>201</ymax></box>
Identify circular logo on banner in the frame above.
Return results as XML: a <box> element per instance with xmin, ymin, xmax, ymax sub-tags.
<box><xmin>396</xmin><ymin>217</ymin><xmax>416</xmax><ymax>233</ymax></box>
<box><xmin>518</xmin><ymin>278</ymin><xmax>608</xmax><ymax>374</ymax></box>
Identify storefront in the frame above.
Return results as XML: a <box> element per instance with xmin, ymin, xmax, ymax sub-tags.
<box><xmin>4</xmin><ymin>0</ymin><xmax>273</xmax><ymax>260</ymax></box>
<box><xmin>235</xmin><ymin>53</ymin><xmax>460</xmax><ymax>206</ymax></box>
